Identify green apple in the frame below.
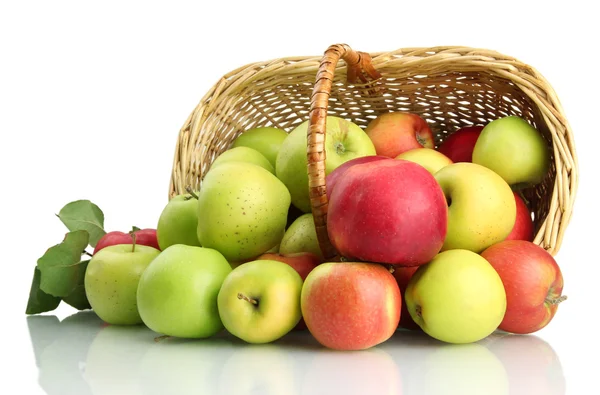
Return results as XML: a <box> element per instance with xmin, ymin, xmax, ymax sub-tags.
<box><xmin>217</xmin><ymin>259</ymin><xmax>303</xmax><ymax>343</ymax></box>
<box><xmin>231</xmin><ymin>126</ymin><xmax>288</xmax><ymax>169</ymax></box>
<box><xmin>405</xmin><ymin>249</ymin><xmax>507</xmax><ymax>344</ymax></box>
<box><xmin>395</xmin><ymin>147</ymin><xmax>453</xmax><ymax>175</ymax></box>
<box><xmin>276</xmin><ymin>116</ymin><xmax>376</xmax><ymax>212</ymax></box>
<box><xmin>472</xmin><ymin>115</ymin><xmax>551</xmax><ymax>187</ymax></box>
<box><xmin>85</xmin><ymin>244</ymin><xmax>161</xmax><ymax>325</ymax></box>
<box><xmin>156</xmin><ymin>191</ymin><xmax>201</xmax><ymax>250</ymax></box>
<box><xmin>136</xmin><ymin>244</ymin><xmax>232</xmax><ymax>338</ymax></box>
<box><xmin>197</xmin><ymin>162</ymin><xmax>290</xmax><ymax>262</ymax></box>
<box><xmin>435</xmin><ymin>162</ymin><xmax>516</xmax><ymax>252</ymax></box>
<box><xmin>279</xmin><ymin>213</ymin><xmax>323</xmax><ymax>259</ymax></box>
<box><xmin>210</xmin><ymin>146</ymin><xmax>274</xmax><ymax>174</ymax></box>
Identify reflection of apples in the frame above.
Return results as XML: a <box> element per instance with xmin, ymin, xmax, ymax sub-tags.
<box><xmin>301</xmin><ymin>348</ymin><xmax>401</xmax><ymax>395</ymax></box>
<box><xmin>139</xmin><ymin>335</ymin><xmax>236</xmax><ymax>395</ymax></box>
<box><xmin>485</xmin><ymin>333</ymin><xmax>566</xmax><ymax>395</ymax></box>
<box><xmin>395</xmin><ymin>148</ymin><xmax>453</xmax><ymax>175</ymax></box>
<box><xmin>210</xmin><ymin>146</ymin><xmax>275</xmax><ymax>174</ymax></box>
<box><xmin>279</xmin><ymin>213</ymin><xmax>323</xmax><ymax>259</ymax></box>
<box><xmin>480</xmin><ymin>240</ymin><xmax>566</xmax><ymax>334</ymax></box>
<box><xmin>218</xmin><ymin>345</ymin><xmax>298</xmax><ymax>395</ymax></box>
<box><xmin>437</xmin><ymin>125</ymin><xmax>484</xmax><ymax>163</ymax></box>
<box><xmin>137</xmin><ymin>245</ymin><xmax>232</xmax><ymax>338</ymax></box>
<box><xmin>197</xmin><ymin>162</ymin><xmax>290</xmax><ymax>262</ymax></box>
<box><xmin>392</xmin><ymin>266</ymin><xmax>421</xmax><ymax>330</ymax></box>
<box><xmin>301</xmin><ymin>262</ymin><xmax>401</xmax><ymax>350</ymax></box>
<box><xmin>327</xmin><ymin>159</ymin><xmax>447</xmax><ymax>266</ymax></box>
<box><xmin>324</xmin><ymin>155</ymin><xmax>390</xmax><ymax>200</ymax></box>
<box><xmin>276</xmin><ymin>115</ymin><xmax>376</xmax><ymax>212</ymax></box>
<box><xmin>365</xmin><ymin>112</ymin><xmax>434</xmax><ymax>157</ymax></box>
<box><xmin>231</xmin><ymin>126</ymin><xmax>288</xmax><ymax>169</ymax></box>
<box><xmin>473</xmin><ymin>116</ymin><xmax>551</xmax><ymax>187</ymax></box>
<box><xmin>435</xmin><ymin>162</ymin><xmax>516</xmax><ymax>252</ymax></box>
<box><xmin>405</xmin><ymin>249</ymin><xmax>506</xmax><ymax>344</ymax></box>
<box><xmin>505</xmin><ymin>192</ymin><xmax>534</xmax><ymax>242</ymax></box>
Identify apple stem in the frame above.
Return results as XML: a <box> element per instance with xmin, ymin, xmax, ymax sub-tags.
<box><xmin>545</xmin><ymin>295</ymin><xmax>568</xmax><ymax>305</ymax></box>
<box><xmin>237</xmin><ymin>293</ymin><xmax>258</xmax><ymax>305</ymax></box>
<box><xmin>386</xmin><ymin>264</ymin><xmax>395</xmax><ymax>274</ymax></box>
<box><xmin>185</xmin><ymin>186</ymin><xmax>199</xmax><ymax>200</ymax></box>
<box><xmin>131</xmin><ymin>232</ymin><xmax>136</xmax><ymax>252</ymax></box>
<box><xmin>154</xmin><ymin>335</ymin><xmax>171</xmax><ymax>343</ymax></box>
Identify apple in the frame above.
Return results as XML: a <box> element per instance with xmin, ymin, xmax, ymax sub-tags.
<box><xmin>365</xmin><ymin>112</ymin><xmax>434</xmax><ymax>157</ymax></box>
<box><xmin>257</xmin><ymin>251</ymin><xmax>322</xmax><ymax>330</ymax></box>
<box><xmin>324</xmin><ymin>155</ymin><xmax>390</xmax><ymax>200</ymax></box>
<box><xmin>156</xmin><ymin>190</ymin><xmax>201</xmax><ymax>250</ymax></box>
<box><xmin>472</xmin><ymin>115</ymin><xmax>551</xmax><ymax>187</ymax></box>
<box><xmin>405</xmin><ymin>249</ymin><xmax>507</xmax><ymax>344</ymax></box>
<box><xmin>505</xmin><ymin>191</ymin><xmax>534</xmax><ymax>242</ymax></box>
<box><xmin>279</xmin><ymin>213</ymin><xmax>323</xmax><ymax>259</ymax></box>
<box><xmin>301</xmin><ymin>261</ymin><xmax>401</xmax><ymax>350</ymax></box>
<box><xmin>136</xmin><ymin>244</ymin><xmax>232</xmax><ymax>338</ymax></box>
<box><xmin>197</xmin><ymin>162</ymin><xmax>290</xmax><ymax>262</ymax></box>
<box><xmin>327</xmin><ymin>159</ymin><xmax>447</xmax><ymax>266</ymax></box>
<box><xmin>230</xmin><ymin>126</ymin><xmax>288</xmax><ymax>169</ymax></box>
<box><xmin>85</xmin><ymin>242</ymin><xmax>161</xmax><ymax>325</ymax></box>
<box><xmin>395</xmin><ymin>147</ymin><xmax>453</xmax><ymax>175</ymax></box>
<box><xmin>437</xmin><ymin>125</ymin><xmax>484</xmax><ymax>163</ymax></box>
<box><xmin>217</xmin><ymin>259</ymin><xmax>303</xmax><ymax>344</ymax></box>
<box><xmin>210</xmin><ymin>146</ymin><xmax>275</xmax><ymax>174</ymax></box>
<box><xmin>392</xmin><ymin>266</ymin><xmax>421</xmax><ymax>330</ymax></box>
<box><xmin>94</xmin><ymin>228</ymin><xmax>160</xmax><ymax>254</ymax></box>
<box><xmin>276</xmin><ymin>115</ymin><xmax>376</xmax><ymax>213</ymax></box>
<box><xmin>435</xmin><ymin>162</ymin><xmax>516</xmax><ymax>252</ymax></box>
<box><xmin>480</xmin><ymin>240</ymin><xmax>566</xmax><ymax>334</ymax></box>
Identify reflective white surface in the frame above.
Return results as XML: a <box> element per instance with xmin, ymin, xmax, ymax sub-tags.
<box><xmin>26</xmin><ymin>311</ymin><xmax>566</xmax><ymax>395</ymax></box>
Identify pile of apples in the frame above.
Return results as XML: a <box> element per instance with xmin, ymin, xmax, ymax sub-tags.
<box><xmin>83</xmin><ymin>111</ymin><xmax>566</xmax><ymax>351</ymax></box>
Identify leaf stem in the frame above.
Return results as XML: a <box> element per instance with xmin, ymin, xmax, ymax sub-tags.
<box><xmin>83</xmin><ymin>250</ymin><xmax>93</xmax><ymax>257</ymax></box>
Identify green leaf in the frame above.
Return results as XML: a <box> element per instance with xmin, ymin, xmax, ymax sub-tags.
<box><xmin>62</xmin><ymin>260</ymin><xmax>92</xmax><ymax>310</ymax></box>
<box><xmin>37</xmin><ymin>230</ymin><xmax>90</xmax><ymax>298</ymax></box>
<box><xmin>57</xmin><ymin>200</ymin><xmax>106</xmax><ymax>248</ymax></box>
<box><xmin>26</xmin><ymin>267</ymin><xmax>61</xmax><ymax>315</ymax></box>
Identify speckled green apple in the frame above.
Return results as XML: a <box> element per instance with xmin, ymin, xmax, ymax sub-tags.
<box><xmin>210</xmin><ymin>146</ymin><xmax>274</xmax><ymax>174</ymax></box>
<box><xmin>279</xmin><ymin>213</ymin><xmax>323</xmax><ymax>259</ymax></box>
<box><xmin>435</xmin><ymin>162</ymin><xmax>516</xmax><ymax>252</ymax></box>
<box><xmin>197</xmin><ymin>162</ymin><xmax>290</xmax><ymax>262</ymax></box>
<box><xmin>231</xmin><ymin>126</ymin><xmax>288</xmax><ymax>169</ymax></box>
<box><xmin>85</xmin><ymin>244</ymin><xmax>161</xmax><ymax>325</ymax></box>
<box><xmin>136</xmin><ymin>245</ymin><xmax>232</xmax><ymax>338</ymax></box>
<box><xmin>156</xmin><ymin>191</ymin><xmax>201</xmax><ymax>250</ymax></box>
<box><xmin>405</xmin><ymin>249</ymin><xmax>506</xmax><ymax>344</ymax></box>
<box><xmin>217</xmin><ymin>259</ymin><xmax>303</xmax><ymax>343</ymax></box>
<box><xmin>276</xmin><ymin>116</ymin><xmax>376</xmax><ymax>212</ymax></box>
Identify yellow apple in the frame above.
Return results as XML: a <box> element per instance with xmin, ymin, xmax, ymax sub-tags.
<box><xmin>435</xmin><ymin>162</ymin><xmax>516</xmax><ymax>252</ymax></box>
<box><xmin>395</xmin><ymin>148</ymin><xmax>453</xmax><ymax>175</ymax></box>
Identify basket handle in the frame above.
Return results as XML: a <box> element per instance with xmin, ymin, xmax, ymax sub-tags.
<box><xmin>307</xmin><ymin>44</ymin><xmax>382</xmax><ymax>261</ymax></box>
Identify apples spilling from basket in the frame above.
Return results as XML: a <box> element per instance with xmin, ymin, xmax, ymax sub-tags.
<box><xmin>26</xmin><ymin>111</ymin><xmax>566</xmax><ymax>351</ymax></box>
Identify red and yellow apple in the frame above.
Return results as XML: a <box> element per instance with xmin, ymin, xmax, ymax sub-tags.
<box><xmin>437</xmin><ymin>125</ymin><xmax>483</xmax><ymax>163</ymax></box>
<box><xmin>365</xmin><ymin>112</ymin><xmax>434</xmax><ymax>158</ymax></box>
<box><xmin>327</xmin><ymin>159</ymin><xmax>447</xmax><ymax>266</ymax></box>
<box><xmin>301</xmin><ymin>262</ymin><xmax>401</xmax><ymax>350</ymax></box>
<box><xmin>505</xmin><ymin>192</ymin><xmax>534</xmax><ymax>242</ymax></box>
<box><xmin>395</xmin><ymin>148</ymin><xmax>453</xmax><ymax>175</ymax></box>
<box><xmin>325</xmin><ymin>155</ymin><xmax>390</xmax><ymax>200</ymax></box>
<box><xmin>392</xmin><ymin>266</ymin><xmax>421</xmax><ymax>330</ymax></box>
<box><xmin>480</xmin><ymin>240</ymin><xmax>566</xmax><ymax>334</ymax></box>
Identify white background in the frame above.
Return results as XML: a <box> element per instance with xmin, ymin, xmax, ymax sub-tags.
<box><xmin>1</xmin><ymin>1</ymin><xmax>598</xmax><ymax>394</ymax></box>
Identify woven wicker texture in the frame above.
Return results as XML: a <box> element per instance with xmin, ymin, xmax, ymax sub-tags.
<box><xmin>170</xmin><ymin>44</ymin><xmax>578</xmax><ymax>256</ymax></box>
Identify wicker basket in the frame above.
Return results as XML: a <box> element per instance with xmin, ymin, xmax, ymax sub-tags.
<box><xmin>169</xmin><ymin>43</ymin><xmax>578</xmax><ymax>258</ymax></box>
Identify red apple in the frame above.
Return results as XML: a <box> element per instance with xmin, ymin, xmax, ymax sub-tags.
<box><xmin>480</xmin><ymin>240</ymin><xmax>566</xmax><ymax>334</ymax></box>
<box><xmin>505</xmin><ymin>192</ymin><xmax>534</xmax><ymax>242</ymax></box>
<box><xmin>437</xmin><ymin>125</ymin><xmax>484</xmax><ymax>163</ymax></box>
<box><xmin>325</xmin><ymin>155</ymin><xmax>391</xmax><ymax>200</ymax></box>
<box><xmin>257</xmin><ymin>252</ymin><xmax>322</xmax><ymax>331</ymax></box>
<box><xmin>327</xmin><ymin>159</ymin><xmax>447</xmax><ymax>266</ymax></box>
<box><xmin>365</xmin><ymin>112</ymin><xmax>434</xmax><ymax>158</ymax></box>
<box><xmin>94</xmin><ymin>228</ymin><xmax>160</xmax><ymax>254</ymax></box>
<box><xmin>301</xmin><ymin>262</ymin><xmax>401</xmax><ymax>350</ymax></box>
<box><xmin>392</xmin><ymin>266</ymin><xmax>421</xmax><ymax>330</ymax></box>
